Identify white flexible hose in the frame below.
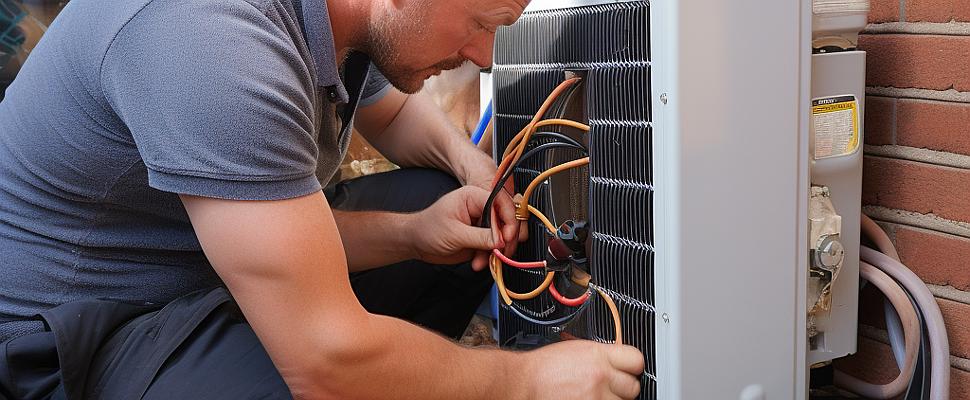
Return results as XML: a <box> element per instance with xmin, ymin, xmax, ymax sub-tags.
<box><xmin>834</xmin><ymin>262</ymin><xmax>919</xmax><ymax>398</ymax></box>
<box><xmin>862</xmin><ymin>215</ymin><xmax>910</xmax><ymax>369</ymax></box>
<box><xmin>884</xmin><ymin>298</ymin><xmax>907</xmax><ymax>369</ymax></box>
<box><xmin>861</xmin><ymin>246</ymin><xmax>950</xmax><ymax>400</ymax></box>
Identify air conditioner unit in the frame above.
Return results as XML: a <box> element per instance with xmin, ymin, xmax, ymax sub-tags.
<box><xmin>490</xmin><ymin>0</ymin><xmax>866</xmax><ymax>398</ymax></box>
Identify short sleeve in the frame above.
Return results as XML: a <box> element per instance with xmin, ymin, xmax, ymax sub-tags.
<box><xmin>101</xmin><ymin>0</ymin><xmax>321</xmax><ymax>201</ymax></box>
<box><xmin>359</xmin><ymin>63</ymin><xmax>391</xmax><ymax>107</ymax></box>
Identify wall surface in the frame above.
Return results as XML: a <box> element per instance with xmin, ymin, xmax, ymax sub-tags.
<box><xmin>833</xmin><ymin>1</ymin><xmax>970</xmax><ymax>397</ymax></box>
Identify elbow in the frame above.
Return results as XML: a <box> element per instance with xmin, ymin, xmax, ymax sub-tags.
<box><xmin>275</xmin><ymin>314</ymin><xmax>386</xmax><ymax>399</ymax></box>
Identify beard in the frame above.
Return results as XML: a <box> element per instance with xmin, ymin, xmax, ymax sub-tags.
<box><xmin>365</xmin><ymin>7</ymin><xmax>467</xmax><ymax>94</ymax></box>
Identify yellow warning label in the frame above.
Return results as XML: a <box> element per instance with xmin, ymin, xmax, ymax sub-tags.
<box><xmin>812</xmin><ymin>95</ymin><xmax>859</xmax><ymax>160</ymax></box>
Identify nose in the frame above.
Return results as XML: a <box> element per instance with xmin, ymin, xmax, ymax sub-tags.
<box><xmin>459</xmin><ymin>32</ymin><xmax>495</xmax><ymax>68</ymax></box>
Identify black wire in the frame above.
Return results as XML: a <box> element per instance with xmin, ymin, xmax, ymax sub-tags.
<box><xmin>904</xmin><ymin>287</ymin><xmax>931</xmax><ymax>400</ymax></box>
<box><xmin>532</xmin><ymin>131</ymin><xmax>586</xmax><ymax>149</ymax></box>
<box><xmin>507</xmin><ymin>292</ymin><xmax>592</xmax><ymax>326</ymax></box>
<box><xmin>481</xmin><ymin>141</ymin><xmax>586</xmax><ymax>229</ymax></box>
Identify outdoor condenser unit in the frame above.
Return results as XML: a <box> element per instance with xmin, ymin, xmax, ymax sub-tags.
<box><xmin>490</xmin><ymin>0</ymin><xmax>866</xmax><ymax>398</ymax></box>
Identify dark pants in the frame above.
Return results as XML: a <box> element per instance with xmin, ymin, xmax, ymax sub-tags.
<box><xmin>0</xmin><ymin>168</ymin><xmax>493</xmax><ymax>400</ymax></box>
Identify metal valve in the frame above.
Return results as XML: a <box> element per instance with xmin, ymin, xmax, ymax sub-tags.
<box><xmin>813</xmin><ymin>234</ymin><xmax>844</xmax><ymax>272</ymax></box>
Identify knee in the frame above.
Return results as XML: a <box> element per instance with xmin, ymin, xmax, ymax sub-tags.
<box><xmin>398</xmin><ymin>168</ymin><xmax>461</xmax><ymax>211</ymax></box>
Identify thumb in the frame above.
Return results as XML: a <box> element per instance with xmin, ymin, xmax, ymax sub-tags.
<box><xmin>461</xmin><ymin>224</ymin><xmax>502</xmax><ymax>251</ymax></box>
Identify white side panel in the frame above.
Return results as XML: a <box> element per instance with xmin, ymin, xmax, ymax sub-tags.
<box><xmin>807</xmin><ymin>51</ymin><xmax>865</xmax><ymax>365</ymax></box>
<box><xmin>652</xmin><ymin>0</ymin><xmax>811</xmax><ymax>398</ymax></box>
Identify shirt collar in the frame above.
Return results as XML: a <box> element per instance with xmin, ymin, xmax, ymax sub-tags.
<box><xmin>296</xmin><ymin>0</ymin><xmax>350</xmax><ymax>103</ymax></box>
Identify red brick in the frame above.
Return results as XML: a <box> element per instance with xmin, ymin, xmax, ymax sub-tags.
<box><xmin>955</xmin><ymin>367</ymin><xmax>970</xmax><ymax>400</ymax></box>
<box><xmin>865</xmin><ymin>96</ymin><xmax>895</xmax><ymax>145</ymax></box>
<box><xmin>938</xmin><ymin>298</ymin><xmax>970</xmax><ymax>360</ymax></box>
<box><xmin>834</xmin><ymin>337</ymin><xmax>970</xmax><ymax>399</ymax></box>
<box><xmin>860</xmin><ymin>34</ymin><xmax>970</xmax><ymax>91</ymax></box>
<box><xmin>869</xmin><ymin>0</ymin><xmax>900</xmax><ymax>23</ymax></box>
<box><xmin>863</xmin><ymin>156</ymin><xmax>970</xmax><ymax>223</ymax></box>
<box><xmin>908</xmin><ymin>0</ymin><xmax>970</xmax><ymax>22</ymax></box>
<box><xmin>834</xmin><ymin>336</ymin><xmax>899</xmax><ymax>384</ymax></box>
<box><xmin>893</xmin><ymin>225</ymin><xmax>970</xmax><ymax>291</ymax></box>
<box><xmin>896</xmin><ymin>99</ymin><xmax>970</xmax><ymax>155</ymax></box>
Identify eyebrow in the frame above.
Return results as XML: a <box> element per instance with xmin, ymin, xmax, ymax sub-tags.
<box><xmin>483</xmin><ymin>6</ymin><xmax>519</xmax><ymax>26</ymax></box>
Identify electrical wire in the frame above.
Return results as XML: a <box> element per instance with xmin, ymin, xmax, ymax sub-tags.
<box><xmin>532</xmin><ymin>131</ymin><xmax>586</xmax><ymax>149</ymax></box>
<box><xmin>482</xmin><ymin>141</ymin><xmax>586</xmax><ymax>229</ymax></box>
<box><xmin>493</xmin><ymin>79</ymin><xmax>582</xmax><ymax>186</ymax></box>
<box><xmin>528</xmin><ymin>205</ymin><xmax>557</xmax><ymax>234</ymax></box>
<box><xmin>489</xmin><ymin>253</ymin><xmax>553</xmax><ymax>302</ymax></box>
<box><xmin>516</xmin><ymin>157</ymin><xmax>590</xmax><ymax>220</ymax></box>
<box><xmin>593</xmin><ymin>286</ymin><xmax>623</xmax><ymax>346</ymax></box>
<box><xmin>507</xmin><ymin>297</ymin><xmax>592</xmax><ymax>326</ymax></box>
<box><xmin>492</xmin><ymin>248</ymin><xmax>545</xmax><ymax>269</ymax></box>
<box><xmin>548</xmin><ymin>278</ymin><xmax>591</xmax><ymax>307</ymax></box>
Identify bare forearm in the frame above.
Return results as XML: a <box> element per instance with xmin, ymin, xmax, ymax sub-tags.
<box><xmin>364</xmin><ymin>92</ymin><xmax>487</xmax><ymax>180</ymax></box>
<box><xmin>292</xmin><ymin>313</ymin><xmax>528</xmax><ymax>400</ymax></box>
<box><xmin>332</xmin><ymin>209</ymin><xmax>416</xmax><ymax>272</ymax></box>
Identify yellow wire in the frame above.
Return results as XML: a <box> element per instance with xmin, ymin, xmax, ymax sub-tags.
<box><xmin>516</xmin><ymin>157</ymin><xmax>590</xmax><ymax>220</ymax></box>
<box><xmin>595</xmin><ymin>287</ymin><xmax>623</xmax><ymax>345</ymax></box>
<box><xmin>527</xmin><ymin>205</ymin><xmax>557</xmax><ymax>234</ymax></box>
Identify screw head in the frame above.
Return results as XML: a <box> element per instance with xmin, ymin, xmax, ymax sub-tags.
<box><xmin>662</xmin><ymin>313</ymin><xmax>670</xmax><ymax>323</ymax></box>
<box><xmin>660</xmin><ymin>93</ymin><xmax>668</xmax><ymax>104</ymax></box>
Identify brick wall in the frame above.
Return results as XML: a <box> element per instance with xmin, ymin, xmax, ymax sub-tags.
<box><xmin>832</xmin><ymin>1</ymin><xmax>970</xmax><ymax>397</ymax></box>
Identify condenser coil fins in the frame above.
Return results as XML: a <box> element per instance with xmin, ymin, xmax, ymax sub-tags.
<box><xmin>493</xmin><ymin>2</ymin><xmax>654</xmax><ymax>398</ymax></box>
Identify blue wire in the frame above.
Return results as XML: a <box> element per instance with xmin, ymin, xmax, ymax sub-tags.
<box><xmin>471</xmin><ymin>101</ymin><xmax>492</xmax><ymax>145</ymax></box>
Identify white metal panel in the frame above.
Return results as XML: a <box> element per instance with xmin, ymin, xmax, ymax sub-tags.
<box><xmin>651</xmin><ymin>0</ymin><xmax>812</xmax><ymax>398</ymax></box>
<box><xmin>808</xmin><ymin>51</ymin><xmax>865</xmax><ymax>365</ymax></box>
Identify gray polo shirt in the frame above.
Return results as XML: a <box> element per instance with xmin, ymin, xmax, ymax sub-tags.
<box><xmin>0</xmin><ymin>0</ymin><xmax>389</xmax><ymax>340</ymax></box>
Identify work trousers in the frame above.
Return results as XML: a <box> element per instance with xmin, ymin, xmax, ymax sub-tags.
<box><xmin>0</xmin><ymin>168</ymin><xmax>493</xmax><ymax>399</ymax></box>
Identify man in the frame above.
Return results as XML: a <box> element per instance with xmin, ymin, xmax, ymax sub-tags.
<box><xmin>0</xmin><ymin>0</ymin><xmax>645</xmax><ymax>398</ymax></box>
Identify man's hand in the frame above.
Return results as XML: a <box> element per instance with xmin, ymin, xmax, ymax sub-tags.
<box><xmin>410</xmin><ymin>186</ymin><xmax>503</xmax><ymax>265</ymax></box>
<box><xmin>456</xmin><ymin>148</ymin><xmax>527</xmax><ymax>271</ymax></box>
<box><xmin>354</xmin><ymin>89</ymin><xmax>525</xmax><ymax>271</ymax></box>
<box><xmin>520</xmin><ymin>341</ymin><xmax>646</xmax><ymax>399</ymax></box>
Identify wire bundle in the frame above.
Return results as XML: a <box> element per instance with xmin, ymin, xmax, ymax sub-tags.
<box><xmin>483</xmin><ymin>78</ymin><xmax>623</xmax><ymax>345</ymax></box>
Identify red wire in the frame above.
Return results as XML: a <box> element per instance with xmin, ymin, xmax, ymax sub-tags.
<box><xmin>492</xmin><ymin>249</ymin><xmax>545</xmax><ymax>269</ymax></box>
<box><xmin>549</xmin><ymin>280</ymin><xmax>591</xmax><ymax>307</ymax></box>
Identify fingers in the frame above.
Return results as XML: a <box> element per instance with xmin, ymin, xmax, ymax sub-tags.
<box><xmin>471</xmin><ymin>250</ymin><xmax>489</xmax><ymax>272</ymax></box>
<box><xmin>492</xmin><ymin>190</ymin><xmax>518</xmax><ymax>243</ymax></box>
<box><xmin>605</xmin><ymin>345</ymin><xmax>645</xmax><ymax>376</ymax></box>
<box><xmin>609</xmin><ymin>370</ymin><xmax>642</xmax><ymax>399</ymax></box>
<box><xmin>459</xmin><ymin>186</ymin><xmax>491</xmax><ymax>221</ymax></box>
<box><xmin>462</xmin><ymin>225</ymin><xmax>501</xmax><ymax>252</ymax></box>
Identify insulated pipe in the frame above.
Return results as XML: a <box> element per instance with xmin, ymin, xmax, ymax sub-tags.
<box><xmin>861</xmin><ymin>214</ymin><xmax>900</xmax><ymax>261</ymax></box>
<box><xmin>834</xmin><ymin>262</ymin><xmax>919</xmax><ymax>398</ymax></box>
<box><xmin>860</xmin><ymin>215</ymin><xmax>909</xmax><ymax>368</ymax></box>
<box><xmin>884</xmin><ymin>299</ymin><xmax>907</xmax><ymax>369</ymax></box>
<box><xmin>861</xmin><ymin>246</ymin><xmax>951</xmax><ymax>400</ymax></box>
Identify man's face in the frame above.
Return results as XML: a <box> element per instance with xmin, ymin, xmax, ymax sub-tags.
<box><xmin>366</xmin><ymin>0</ymin><xmax>528</xmax><ymax>94</ymax></box>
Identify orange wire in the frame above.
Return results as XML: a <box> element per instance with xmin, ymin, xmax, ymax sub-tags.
<box><xmin>516</xmin><ymin>157</ymin><xmax>590</xmax><ymax>220</ymax></box>
<box><xmin>489</xmin><ymin>254</ymin><xmax>555</xmax><ymax>303</ymax></box>
<box><xmin>595</xmin><ymin>287</ymin><xmax>623</xmax><ymax>345</ymax></box>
